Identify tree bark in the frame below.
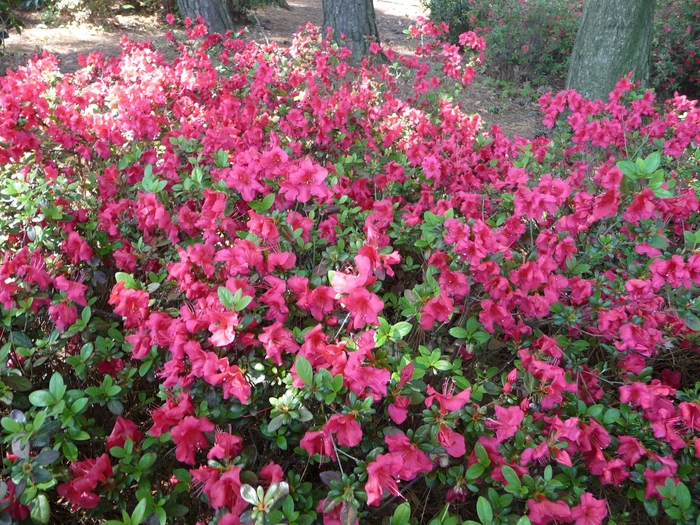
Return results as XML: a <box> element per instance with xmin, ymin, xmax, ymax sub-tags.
<box><xmin>177</xmin><ymin>0</ymin><xmax>234</xmax><ymax>35</ymax></box>
<box><xmin>566</xmin><ymin>0</ymin><xmax>655</xmax><ymax>101</ymax></box>
<box><xmin>322</xmin><ymin>0</ymin><xmax>381</xmax><ymax>62</ymax></box>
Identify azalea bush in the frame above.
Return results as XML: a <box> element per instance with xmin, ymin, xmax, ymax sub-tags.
<box><xmin>1</xmin><ymin>12</ymin><xmax>700</xmax><ymax>525</ymax></box>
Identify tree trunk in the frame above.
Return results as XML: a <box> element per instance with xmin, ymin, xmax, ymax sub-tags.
<box><xmin>177</xmin><ymin>0</ymin><xmax>234</xmax><ymax>35</ymax></box>
<box><xmin>566</xmin><ymin>0</ymin><xmax>655</xmax><ymax>101</ymax></box>
<box><xmin>322</xmin><ymin>0</ymin><xmax>381</xmax><ymax>62</ymax></box>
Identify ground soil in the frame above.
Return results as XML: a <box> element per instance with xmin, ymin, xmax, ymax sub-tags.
<box><xmin>1</xmin><ymin>0</ymin><xmax>548</xmax><ymax>138</ymax></box>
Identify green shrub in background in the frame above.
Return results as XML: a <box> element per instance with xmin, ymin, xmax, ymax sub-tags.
<box><xmin>422</xmin><ymin>0</ymin><xmax>581</xmax><ymax>85</ymax></box>
<box><xmin>0</xmin><ymin>0</ymin><xmax>24</xmax><ymax>49</ymax></box>
<box><xmin>424</xmin><ymin>0</ymin><xmax>700</xmax><ymax>98</ymax></box>
<box><xmin>653</xmin><ymin>0</ymin><xmax>700</xmax><ymax>99</ymax></box>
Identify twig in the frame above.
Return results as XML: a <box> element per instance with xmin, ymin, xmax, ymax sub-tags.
<box><xmin>248</xmin><ymin>10</ymin><xmax>270</xmax><ymax>46</ymax></box>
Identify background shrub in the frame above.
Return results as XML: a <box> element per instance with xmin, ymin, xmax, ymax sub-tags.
<box><xmin>422</xmin><ymin>0</ymin><xmax>582</xmax><ymax>85</ymax></box>
<box><xmin>652</xmin><ymin>0</ymin><xmax>700</xmax><ymax>98</ymax></box>
<box><xmin>425</xmin><ymin>0</ymin><xmax>700</xmax><ymax>97</ymax></box>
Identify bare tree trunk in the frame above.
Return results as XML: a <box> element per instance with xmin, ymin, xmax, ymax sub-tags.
<box><xmin>566</xmin><ymin>0</ymin><xmax>655</xmax><ymax>101</ymax></box>
<box><xmin>322</xmin><ymin>0</ymin><xmax>381</xmax><ymax>62</ymax></box>
<box><xmin>177</xmin><ymin>0</ymin><xmax>234</xmax><ymax>35</ymax></box>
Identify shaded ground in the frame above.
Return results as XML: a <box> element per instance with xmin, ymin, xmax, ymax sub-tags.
<box><xmin>1</xmin><ymin>0</ymin><xmax>547</xmax><ymax>138</ymax></box>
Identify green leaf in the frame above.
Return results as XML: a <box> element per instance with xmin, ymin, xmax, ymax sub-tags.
<box><xmin>645</xmin><ymin>151</ymin><xmax>661</xmax><ymax>173</ymax></box>
<box><xmin>28</xmin><ymin>390</ymin><xmax>55</xmax><ymax>408</ymax></box>
<box><xmin>131</xmin><ymin>498</ymin><xmax>148</xmax><ymax>525</ymax></box>
<box><xmin>33</xmin><ymin>449</ymin><xmax>59</xmax><ymax>466</ymax></box>
<box><xmin>676</xmin><ymin>482</ymin><xmax>691</xmax><ymax>511</ymax></box>
<box><xmin>107</xmin><ymin>399</ymin><xmax>124</xmax><ymax>415</ymax></box>
<box><xmin>2</xmin><ymin>375</ymin><xmax>32</xmax><ymax>392</ymax></box>
<box><xmin>10</xmin><ymin>331</ymin><xmax>33</xmax><ymax>349</ymax></box>
<box><xmin>163</xmin><ymin>504</ymin><xmax>188</xmax><ymax>518</ymax></box>
<box><xmin>240</xmin><ymin>484</ymin><xmax>259</xmax><ymax>505</ymax></box>
<box><xmin>501</xmin><ymin>465</ymin><xmax>521</xmax><ymax>488</ymax></box>
<box><xmin>138</xmin><ymin>452</ymin><xmax>157</xmax><ymax>470</ymax></box>
<box><xmin>49</xmin><ymin>373</ymin><xmax>66</xmax><ymax>401</ymax></box>
<box><xmin>81</xmin><ymin>306</ymin><xmax>91</xmax><ymax>324</ymax></box>
<box><xmin>263</xmin><ymin>482</ymin><xmax>289</xmax><ymax>510</ymax></box>
<box><xmin>449</xmin><ymin>327</ymin><xmax>469</xmax><ymax>339</ymax></box>
<box><xmin>433</xmin><ymin>360</ymin><xmax>452</xmax><ymax>371</ymax></box>
<box><xmin>617</xmin><ymin>160</ymin><xmax>639</xmax><ymax>178</ymax></box>
<box><xmin>476</xmin><ymin>496</ymin><xmax>493</xmax><ymax>525</ymax></box>
<box><xmin>30</xmin><ymin>494</ymin><xmax>50</xmax><ymax>525</ymax></box>
<box><xmin>1</xmin><ymin>416</ymin><xmax>23</xmax><ymax>433</ymax></box>
<box><xmin>472</xmin><ymin>331</ymin><xmax>491</xmax><ymax>344</ymax></box>
<box><xmin>393</xmin><ymin>502</ymin><xmax>411</xmax><ymax>525</ymax></box>
<box><xmin>268</xmin><ymin>415</ymin><xmax>284</xmax><ymax>433</ymax></box>
<box><xmin>249</xmin><ymin>193</ymin><xmax>275</xmax><ymax>212</ymax></box>
<box><xmin>115</xmin><ymin>272</ymin><xmax>138</xmax><ymax>290</ymax></box>
<box><xmin>218</xmin><ymin>286</ymin><xmax>236</xmax><ymax>311</ymax></box>
<box><xmin>516</xmin><ymin>517</ymin><xmax>532</xmax><ymax>525</ymax></box>
<box><xmin>295</xmin><ymin>356</ymin><xmax>313</xmax><ymax>387</ymax></box>
<box><xmin>602</xmin><ymin>408</ymin><xmax>620</xmax><ymax>425</ymax></box>
<box><xmin>391</xmin><ymin>322</ymin><xmax>413</xmax><ymax>340</ymax></box>
<box><xmin>644</xmin><ymin>497</ymin><xmax>658</xmax><ymax>517</ymax></box>
<box><xmin>681</xmin><ymin>312</ymin><xmax>700</xmax><ymax>332</ymax></box>
<box><xmin>234</xmin><ymin>294</ymin><xmax>253</xmax><ymax>312</ymax></box>
<box><xmin>474</xmin><ymin>442</ymin><xmax>490</xmax><ymax>467</ymax></box>
<box><xmin>648</xmin><ymin>235</ymin><xmax>668</xmax><ymax>250</ymax></box>
<box><xmin>466</xmin><ymin>463</ymin><xmax>485</xmax><ymax>480</ymax></box>
<box><xmin>32</xmin><ymin>467</ymin><xmax>52</xmax><ymax>484</ymax></box>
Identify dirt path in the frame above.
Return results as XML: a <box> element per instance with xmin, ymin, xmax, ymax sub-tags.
<box><xmin>1</xmin><ymin>0</ymin><xmax>547</xmax><ymax>138</ymax></box>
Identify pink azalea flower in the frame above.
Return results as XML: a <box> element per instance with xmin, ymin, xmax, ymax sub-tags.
<box><xmin>106</xmin><ymin>416</ymin><xmax>144</xmax><ymax>451</ymax></box>
<box><xmin>420</xmin><ymin>294</ymin><xmax>454</xmax><ymax>330</ymax></box>
<box><xmin>437</xmin><ymin>424</ymin><xmax>466</xmax><ymax>457</ymax></box>
<box><xmin>425</xmin><ymin>382</ymin><xmax>471</xmax><ymax>413</ymax></box>
<box><xmin>207</xmin><ymin>431</ymin><xmax>243</xmax><ymax>460</ymax></box>
<box><xmin>486</xmin><ymin>405</ymin><xmax>524</xmax><ymax>443</ymax></box>
<box><xmin>171</xmin><ymin>416</ymin><xmax>215</xmax><ymax>465</ymax></box>
<box><xmin>365</xmin><ymin>453</ymin><xmax>403</xmax><ymax>506</ymax></box>
<box><xmin>54</xmin><ymin>275</ymin><xmax>88</xmax><ymax>306</ymax></box>
<box><xmin>300</xmin><ymin>429</ymin><xmax>336</xmax><ymax>460</ymax></box>
<box><xmin>48</xmin><ymin>300</ymin><xmax>78</xmax><ymax>331</ymax></box>
<box><xmin>323</xmin><ymin>413</ymin><xmax>363</xmax><ymax>447</ymax></box>
<box><xmin>384</xmin><ymin>432</ymin><xmax>433</xmax><ymax>480</ymax></box>
<box><xmin>208</xmin><ymin>310</ymin><xmax>239</xmax><ymax>347</ymax></box>
<box><xmin>341</xmin><ymin>288</ymin><xmax>384</xmax><ymax>330</ymax></box>
<box><xmin>571</xmin><ymin>493</ymin><xmax>607</xmax><ymax>525</ymax></box>
<box><xmin>527</xmin><ymin>496</ymin><xmax>572</xmax><ymax>525</ymax></box>
<box><xmin>388</xmin><ymin>395</ymin><xmax>411</xmax><ymax>424</ymax></box>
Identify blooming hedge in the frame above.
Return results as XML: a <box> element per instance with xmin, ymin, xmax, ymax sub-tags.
<box><xmin>1</xmin><ymin>14</ymin><xmax>700</xmax><ymax>525</ymax></box>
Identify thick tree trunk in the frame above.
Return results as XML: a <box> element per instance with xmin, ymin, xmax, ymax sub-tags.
<box><xmin>322</xmin><ymin>0</ymin><xmax>381</xmax><ymax>62</ymax></box>
<box><xmin>566</xmin><ymin>0</ymin><xmax>655</xmax><ymax>101</ymax></box>
<box><xmin>177</xmin><ymin>0</ymin><xmax>234</xmax><ymax>35</ymax></box>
